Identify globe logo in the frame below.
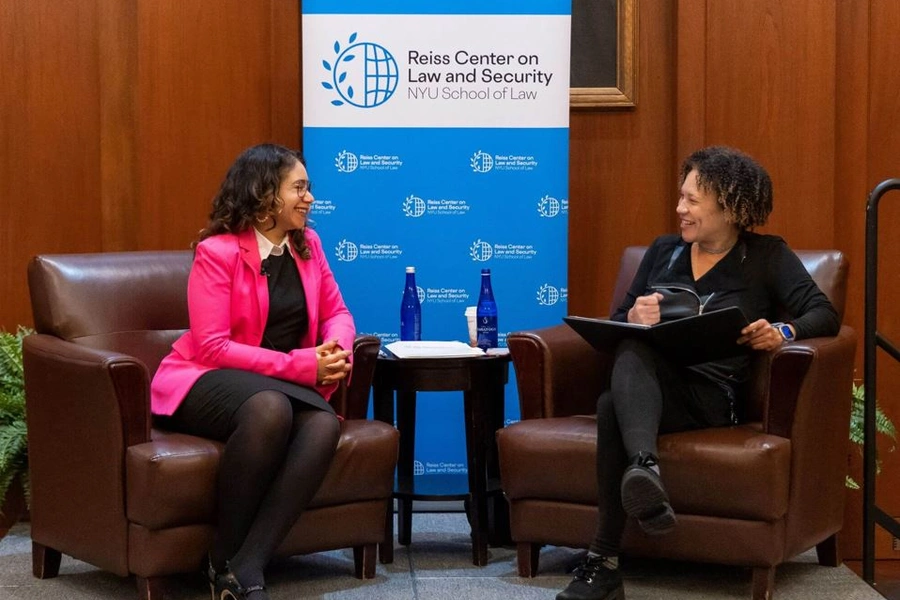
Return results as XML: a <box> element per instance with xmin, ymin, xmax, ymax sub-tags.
<box><xmin>413</xmin><ymin>460</ymin><xmax>425</xmax><ymax>476</ymax></box>
<box><xmin>417</xmin><ymin>286</ymin><xmax>426</xmax><ymax>304</ymax></box>
<box><xmin>537</xmin><ymin>284</ymin><xmax>560</xmax><ymax>306</ymax></box>
<box><xmin>470</xmin><ymin>239</ymin><xmax>493</xmax><ymax>262</ymax></box>
<box><xmin>335</xmin><ymin>239</ymin><xmax>359</xmax><ymax>262</ymax></box>
<box><xmin>538</xmin><ymin>195</ymin><xmax>561</xmax><ymax>218</ymax></box>
<box><xmin>470</xmin><ymin>150</ymin><xmax>494</xmax><ymax>173</ymax></box>
<box><xmin>403</xmin><ymin>195</ymin><xmax>427</xmax><ymax>217</ymax></box>
<box><xmin>335</xmin><ymin>150</ymin><xmax>358</xmax><ymax>173</ymax></box>
<box><xmin>321</xmin><ymin>33</ymin><xmax>398</xmax><ymax>108</ymax></box>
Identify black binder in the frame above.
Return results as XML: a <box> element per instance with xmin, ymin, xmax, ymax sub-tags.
<box><xmin>563</xmin><ymin>306</ymin><xmax>751</xmax><ymax>365</ymax></box>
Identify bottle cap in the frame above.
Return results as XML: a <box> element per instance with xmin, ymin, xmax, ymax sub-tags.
<box><xmin>481</xmin><ymin>268</ymin><xmax>490</xmax><ymax>275</ymax></box>
<box><xmin>406</xmin><ymin>266</ymin><xmax>415</xmax><ymax>273</ymax></box>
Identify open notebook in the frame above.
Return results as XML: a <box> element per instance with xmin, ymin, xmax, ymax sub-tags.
<box><xmin>563</xmin><ymin>306</ymin><xmax>750</xmax><ymax>365</ymax></box>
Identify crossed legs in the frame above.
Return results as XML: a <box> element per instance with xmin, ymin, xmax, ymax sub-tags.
<box><xmin>590</xmin><ymin>338</ymin><xmax>728</xmax><ymax>553</ymax></box>
<box><xmin>209</xmin><ymin>391</ymin><xmax>340</xmax><ymax>597</ymax></box>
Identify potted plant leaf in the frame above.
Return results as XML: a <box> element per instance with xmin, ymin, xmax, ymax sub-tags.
<box><xmin>0</xmin><ymin>326</ymin><xmax>31</xmax><ymax>526</ymax></box>
<box><xmin>847</xmin><ymin>381</ymin><xmax>897</xmax><ymax>489</ymax></box>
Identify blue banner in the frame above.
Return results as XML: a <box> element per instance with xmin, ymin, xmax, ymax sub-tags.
<box><xmin>302</xmin><ymin>6</ymin><xmax>570</xmax><ymax>478</ymax></box>
<box><xmin>303</xmin><ymin>0</ymin><xmax>570</xmax><ymax>16</ymax></box>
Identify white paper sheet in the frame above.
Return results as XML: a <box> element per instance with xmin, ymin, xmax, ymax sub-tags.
<box><xmin>384</xmin><ymin>341</ymin><xmax>486</xmax><ymax>359</ymax></box>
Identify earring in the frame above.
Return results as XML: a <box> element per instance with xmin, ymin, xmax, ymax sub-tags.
<box><xmin>256</xmin><ymin>214</ymin><xmax>268</xmax><ymax>224</ymax></box>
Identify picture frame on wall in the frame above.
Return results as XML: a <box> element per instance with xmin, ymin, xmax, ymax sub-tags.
<box><xmin>570</xmin><ymin>0</ymin><xmax>638</xmax><ymax>108</ymax></box>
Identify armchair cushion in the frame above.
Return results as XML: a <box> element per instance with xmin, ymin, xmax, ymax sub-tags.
<box><xmin>658</xmin><ymin>426</ymin><xmax>790</xmax><ymax>521</ymax></box>
<box><xmin>126</xmin><ymin>420</ymin><xmax>398</xmax><ymax>529</ymax></box>
<box><xmin>500</xmin><ymin>419</ymin><xmax>790</xmax><ymax>522</ymax></box>
<box><xmin>499</xmin><ymin>416</ymin><xmax>598</xmax><ymax>504</ymax></box>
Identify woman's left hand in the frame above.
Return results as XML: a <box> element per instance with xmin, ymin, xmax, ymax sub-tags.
<box><xmin>315</xmin><ymin>340</ymin><xmax>352</xmax><ymax>386</ymax></box>
<box><xmin>737</xmin><ymin>319</ymin><xmax>785</xmax><ymax>351</ymax></box>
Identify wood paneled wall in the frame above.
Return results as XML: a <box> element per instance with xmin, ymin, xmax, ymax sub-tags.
<box><xmin>568</xmin><ymin>0</ymin><xmax>676</xmax><ymax>318</ymax></box>
<box><xmin>1</xmin><ymin>0</ymin><xmax>899</xmax><ymax>557</ymax></box>
<box><xmin>0</xmin><ymin>0</ymin><xmax>300</xmax><ymax>328</ymax></box>
<box><xmin>0</xmin><ymin>1</ymin><xmax>103</xmax><ymax>325</ymax></box>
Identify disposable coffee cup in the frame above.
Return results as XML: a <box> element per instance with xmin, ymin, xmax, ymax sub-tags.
<box><xmin>464</xmin><ymin>306</ymin><xmax>477</xmax><ymax>347</ymax></box>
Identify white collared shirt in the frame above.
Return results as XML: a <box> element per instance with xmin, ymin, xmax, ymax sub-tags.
<box><xmin>253</xmin><ymin>228</ymin><xmax>291</xmax><ymax>261</ymax></box>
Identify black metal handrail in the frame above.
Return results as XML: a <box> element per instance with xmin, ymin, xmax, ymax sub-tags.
<box><xmin>863</xmin><ymin>178</ymin><xmax>900</xmax><ymax>583</ymax></box>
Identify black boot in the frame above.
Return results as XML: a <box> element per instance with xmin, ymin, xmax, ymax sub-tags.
<box><xmin>620</xmin><ymin>452</ymin><xmax>676</xmax><ymax>535</ymax></box>
<box><xmin>556</xmin><ymin>554</ymin><xmax>624</xmax><ymax>600</ymax></box>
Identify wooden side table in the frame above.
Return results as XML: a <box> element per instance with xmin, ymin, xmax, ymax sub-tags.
<box><xmin>373</xmin><ymin>352</ymin><xmax>511</xmax><ymax>566</ymax></box>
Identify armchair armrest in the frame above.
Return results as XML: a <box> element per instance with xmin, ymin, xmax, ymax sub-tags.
<box><xmin>331</xmin><ymin>335</ymin><xmax>381</xmax><ymax>420</ymax></box>
<box><xmin>754</xmin><ymin>326</ymin><xmax>857</xmax><ymax>438</ymax></box>
<box><xmin>23</xmin><ymin>333</ymin><xmax>152</xmax><ymax>568</ymax></box>
<box><xmin>508</xmin><ymin>324</ymin><xmax>614</xmax><ymax>420</ymax></box>
<box><xmin>24</xmin><ymin>333</ymin><xmax>152</xmax><ymax>448</ymax></box>
<box><xmin>758</xmin><ymin>325</ymin><xmax>857</xmax><ymax>554</ymax></box>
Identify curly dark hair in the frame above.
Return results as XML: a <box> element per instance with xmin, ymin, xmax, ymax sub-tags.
<box><xmin>196</xmin><ymin>143</ymin><xmax>311</xmax><ymax>259</ymax></box>
<box><xmin>679</xmin><ymin>146</ymin><xmax>773</xmax><ymax>230</ymax></box>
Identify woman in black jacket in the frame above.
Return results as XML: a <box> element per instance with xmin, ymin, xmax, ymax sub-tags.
<box><xmin>557</xmin><ymin>146</ymin><xmax>839</xmax><ymax>600</ymax></box>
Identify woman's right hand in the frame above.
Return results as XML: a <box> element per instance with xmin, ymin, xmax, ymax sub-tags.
<box><xmin>627</xmin><ymin>292</ymin><xmax>664</xmax><ymax>325</ymax></box>
<box><xmin>315</xmin><ymin>339</ymin><xmax>352</xmax><ymax>386</ymax></box>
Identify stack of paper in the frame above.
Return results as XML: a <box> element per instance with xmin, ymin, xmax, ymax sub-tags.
<box><xmin>384</xmin><ymin>341</ymin><xmax>485</xmax><ymax>359</ymax></box>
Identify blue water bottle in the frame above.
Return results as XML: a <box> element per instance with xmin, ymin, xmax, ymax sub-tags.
<box><xmin>400</xmin><ymin>266</ymin><xmax>422</xmax><ymax>341</ymax></box>
<box><xmin>476</xmin><ymin>268</ymin><xmax>498</xmax><ymax>350</ymax></box>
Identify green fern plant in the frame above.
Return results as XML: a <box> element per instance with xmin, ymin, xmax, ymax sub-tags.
<box><xmin>847</xmin><ymin>381</ymin><xmax>897</xmax><ymax>489</ymax></box>
<box><xmin>0</xmin><ymin>326</ymin><xmax>32</xmax><ymax>515</ymax></box>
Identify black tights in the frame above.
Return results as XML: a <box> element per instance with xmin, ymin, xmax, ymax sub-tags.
<box><xmin>209</xmin><ymin>391</ymin><xmax>340</xmax><ymax>593</ymax></box>
<box><xmin>589</xmin><ymin>339</ymin><xmax>731</xmax><ymax>557</ymax></box>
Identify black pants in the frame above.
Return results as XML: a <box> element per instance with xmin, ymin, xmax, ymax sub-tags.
<box><xmin>590</xmin><ymin>339</ymin><xmax>734</xmax><ymax>556</ymax></box>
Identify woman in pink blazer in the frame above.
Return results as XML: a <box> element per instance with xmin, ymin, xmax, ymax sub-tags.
<box><xmin>151</xmin><ymin>144</ymin><xmax>355</xmax><ymax>600</ymax></box>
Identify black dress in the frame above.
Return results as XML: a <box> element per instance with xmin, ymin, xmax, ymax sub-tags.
<box><xmin>164</xmin><ymin>250</ymin><xmax>333</xmax><ymax>442</ymax></box>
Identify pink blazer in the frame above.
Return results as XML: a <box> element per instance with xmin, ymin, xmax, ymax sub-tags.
<box><xmin>151</xmin><ymin>227</ymin><xmax>356</xmax><ymax>416</ymax></box>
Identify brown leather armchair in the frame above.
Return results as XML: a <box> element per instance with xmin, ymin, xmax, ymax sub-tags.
<box><xmin>497</xmin><ymin>248</ymin><xmax>856</xmax><ymax>600</ymax></box>
<box><xmin>23</xmin><ymin>251</ymin><xmax>399</xmax><ymax>600</ymax></box>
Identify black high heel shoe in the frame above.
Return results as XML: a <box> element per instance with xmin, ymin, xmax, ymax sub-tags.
<box><xmin>214</xmin><ymin>562</ymin><xmax>266</xmax><ymax>600</ymax></box>
<box><xmin>206</xmin><ymin>557</ymin><xmax>218</xmax><ymax>600</ymax></box>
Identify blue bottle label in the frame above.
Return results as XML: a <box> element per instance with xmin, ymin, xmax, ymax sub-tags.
<box><xmin>476</xmin><ymin>315</ymin><xmax>498</xmax><ymax>350</ymax></box>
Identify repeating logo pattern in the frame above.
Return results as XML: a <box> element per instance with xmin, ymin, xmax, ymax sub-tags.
<box><xmin>469</xmin><ymin>150</ymin><xmax>539</xmax><ymax>172</ymax></box>
<box><xmin>321</xmin><ymin>33</ymin><xmax>398</xmax><ymax>108</ymax></box>
<box><xmin>335</xmin><ymin>239</ymin><xmax>359</xmax><ymax>262</ymax></box>
<box><xmin>470</xmin><ymin>239</ymin><xmax>493</xmax><ymax>262</ymax></box>
<box><xmin>311</xmin><ymin>198</ymin><xmax>337</xmax><ymax>216</ymax></box>
<box><xmin>334</xmin><ymin>149</ymin><xmax>403</xmax><ymax>172</ymax></box>
<box><xmin>334</xmin><ymin>239</ymin><xmax>402</xmax><ymax>261</ymax></box>
<box><xmin>469</xmin><ymin>238</ymin><xmax>537</xmax><ymax>261</ymax></box>
<box><xmin>537</xmin><ymin>195</ymin><xmax>562</xmax><ymax>218</ymax></box>
<box><xmin>537</xmin><ymin>194</ymin><xmax>569</xmax><ymax>217</ymax></box>
<box><xmin>335</xmin><ymin>150</ymin><xmax>359</xmax><ymax>173</ymax></box>
<box><xmin>537</xmin><ymin>283</ymin><xmax>568</xmax><ymax>305</ymax></box>
<box><xmin>423</xmin><ymin>286</ymin><xmax>471</xmax><ymax>304</ymax></box>
<box><xmin>403</xmin><ymin>195</ymin><xmax>427</xmax><ymax>217</ymax></box>
<box><xmin>364</xmin><ymin>331</ymin><xmax>400</xmax><ymax>344</ymax></box>
<box><xmin>402</xmin><ymin>194</ymin><xmax>469</xmax><ymax>217</ymax></box>
<box><xmin>416</xmin><ymin>460</ymin><xmax>467</xmax><ymax>475</ymax></box>
<box><xmin>470</xmin><ymin>150</ymin><xmax>494</xmax><ymax>173</ymax></box>
<box><xmin>537</xmin><ymin>284</ymin><xmax>560</xmax><ymax>306</ymax></box>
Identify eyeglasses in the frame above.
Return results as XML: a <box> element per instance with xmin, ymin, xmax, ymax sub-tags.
<box><xmin>295</xmin><ymin>180</ymin><xmax>312</xmax><ymax>196</ymax></box>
